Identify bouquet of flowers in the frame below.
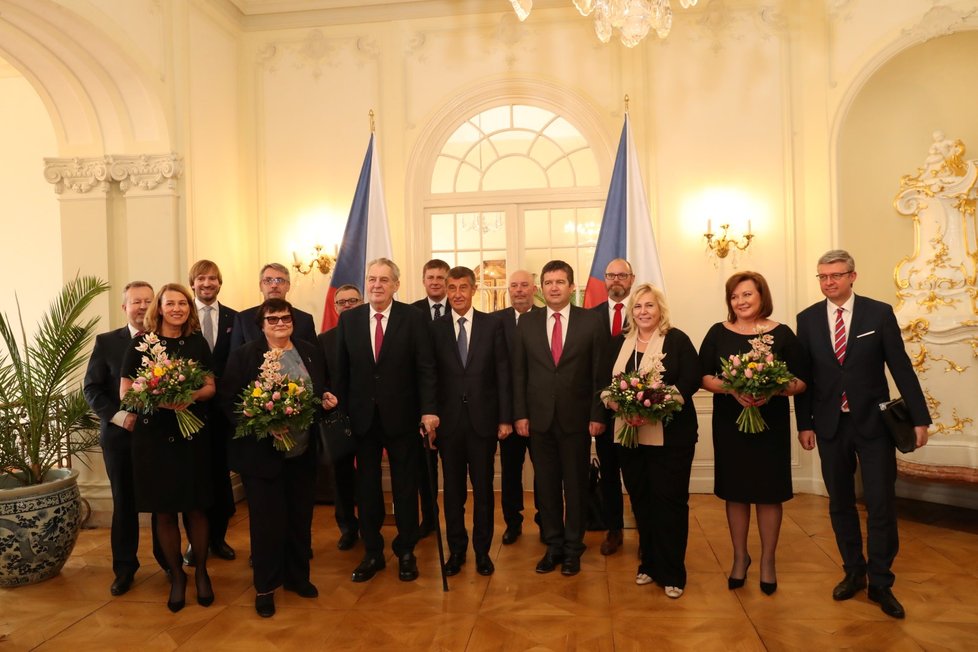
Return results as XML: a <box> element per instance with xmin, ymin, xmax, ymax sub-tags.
<box><xmin>234</xmin><ymin>348</ymin><xmax>319</xmax><ymax>452</ymax></box>
<box><xmin>121</xmin><ymin>332</ymin><xmax>208</xmax><ymax>439</ymax></box>
<box><xmin>719</xmin><ymin>332</ymin><xmax>794</xmax><ymax>434</ymax></box>
<box><xmin>602</xmin><ymin>354</ymin><xmax>683</xmax><ymax>448</ymax></box>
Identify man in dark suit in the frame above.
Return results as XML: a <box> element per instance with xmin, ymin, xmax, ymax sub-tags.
<box><xmin>512</xmin><ymin>260</ymin><xmax>608</xmax><ymax>576</ymax></box>
<box><xmin>335</xmin><ymin>257</ymin><xmax>439</xmax><ymax>583</ymax></box>
<box><xmin>492</xmin><ymin>269</ymin><xmax>539</xmax><ymax>545</ymax></box>
<box><xmin>410</xmin><ymin>258</ymin><xmax>450</xmax><ymax>536</ymax></box>
<box><xmin>316</xmin><ymin>283</ymin><xmax>363</xmax><ymax>551</ymax></box>
<box><xmin>230</xmin><ymin>263</ymin><xmax>317</xmax><ymax>348</ymax></box>
<box><xmin>795</xmin><ymin>249</ymin><xmax>930</xmax><ymax>619</ymax></box>
<box><xmin>589</xmin><ymin>257</ymin><xmax>634</xmax><ymax>556</ymax></box>
<box><xmin>84</xmin><ymin>280</ymin><xmax>165</xmax><ymax>596</ymax></box>
<box><xmin>183</xmin><ymin>260</ymin><xmax>238</xmax><ymax>565</ymax></box>
<box><xmin>431</xmin><ymin>266</ymin><xmax>512</xmax><ymax>576</ymax></box>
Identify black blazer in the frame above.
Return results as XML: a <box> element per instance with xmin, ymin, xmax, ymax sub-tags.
<box><xmin>221</xmin><ymin>338</ymin><xmax>327</xmax><ymax>478</ymax></box>
<box><xmin>83</xmin><ymin>326</ymin><xmax>134</xmax><ymax>451</ymax></box>
<box><xmin>230</xmin><ymin>305</ymin><xmax>317</xmax><ymax>351</ymax></box>
<box><xmin>208</xmin><ymin>303</ymin><xmax>238</xmax><ymax>378</ymax></box>
<box><xmin>512</xmin><ymin>305</ymin><xmax>608</xmax><ymax>432</ymax></box>
<box><xmin>590</xmin><ymin>301</ymin><xmax>612</xmax><ymax>335</ymax></box>
<box><xmin>795</xmin><ymin>295</ymin><xmax>930</xmax><ymax>440</ymax></box>
<box><xmin>317</xmin><ymin>327</ymin><xmax>338</xmax><ymax>389</ymax></box>
<box><xmin>412</xmin><ymin>297</ymin><xmax>447</xmax><ymax>321</ymax></box>
<box><xmin>608</xmin><ymin>329</ymin><xmax>701</xmax><ymax>447</ymax></box>
<box><xmin>431</xmin><ymin>310</ymin><xmax>512</xmax><ymax>439</ymax></box>
<box><xmin>492</xmin><ymin>306</ymin><xmax>536</xmax><ymax>354</ymax></box>
<box><xmin>335</xmin><ymin>300</ymin><xmax>437</xmax><ymax>437</ymax></box>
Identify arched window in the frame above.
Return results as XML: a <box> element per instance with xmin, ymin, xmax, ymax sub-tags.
<box><xmin>424</xmin><ymin>104</ymin><xmax>606</xmax><ymax>310</ymax></box>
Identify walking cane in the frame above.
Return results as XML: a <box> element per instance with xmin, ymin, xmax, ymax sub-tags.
<box><xmin>420</xmin><ymin>423</ymin><xmax>449</xmax><ymax>592</ymax></box>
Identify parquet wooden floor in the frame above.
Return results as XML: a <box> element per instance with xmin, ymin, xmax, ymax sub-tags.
<box><xmin>2</xmin><ymin>493</ymin><xmax>977</xmax><ymax>651</ymax></box>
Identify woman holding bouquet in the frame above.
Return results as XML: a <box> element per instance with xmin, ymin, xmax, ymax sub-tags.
<box><xmin>601</xmin><ymin>283</ymin><xmax>701</xmax><ymax>598</ymax></box>
<box><xmin>119</xmin><ymin>283</ymin><xmax>216</xmax><ymax>612</ymax></box>
<box><xmin>222</xmin><ymin>298</ymin><xmax>337</xmax><ymax>618</ymax></box>
<box><xmin>699</xmin><ymin>271</ymin><xmax>806</xmax><ymax>595</ymax></box>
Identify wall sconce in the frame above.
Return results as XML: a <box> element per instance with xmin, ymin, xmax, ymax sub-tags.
<box><xmin>292</xmin><ymin>244</ymin><xmax>338</xmax><ymax>276</ymax></box>
<box><xmin>704</xmin><ymin>220</ymin><xmax>754</xmax><ymax>260</ymax></box>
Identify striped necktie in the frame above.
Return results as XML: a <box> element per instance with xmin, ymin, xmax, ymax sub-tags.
<box><xmin>834</xmin><ymin>307</ymin><xmax>849</xmax><ymax>411</ymax></box>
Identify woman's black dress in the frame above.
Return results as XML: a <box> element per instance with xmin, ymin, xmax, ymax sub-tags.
<box><xmin>698</xmin><ymin>323</ymin><xmax>805</xmax><ymax>504</ymax></box>
<box><xmin>121</xmin><ymin>333</ymin><xmax>213</xmax><ymax>513</ymax></box>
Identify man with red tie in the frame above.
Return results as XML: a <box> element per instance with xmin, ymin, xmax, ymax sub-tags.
<box><xmin>512</xmin><ymin>260</ymin><xmax>608</xmax><ymax>576</ymax></box>
<box><xmin>589</xmin><ymin>258</ymin><xmax>634</xmax><ymax>555</ymax></box>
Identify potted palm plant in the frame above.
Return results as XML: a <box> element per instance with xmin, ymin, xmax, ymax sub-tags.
<box><xmin>0</xmin><ymin>275</ymin><xmax>109</xmax><ymax>586</ymax></box>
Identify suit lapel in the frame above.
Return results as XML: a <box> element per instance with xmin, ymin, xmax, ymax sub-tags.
<box><xmin>377</xmin><ymin>303</ymin><xmax>404</xmax><ymax>364</ymax></box>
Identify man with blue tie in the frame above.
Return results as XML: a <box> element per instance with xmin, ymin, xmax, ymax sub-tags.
<box><xmin>431</xmin><ymin>266</ymin><xmax>512</xmax><ymax>576</ymax></box>
<box><xmin>795</xmin><ymin>250</ymin><xmax>930</xmax><ymax>619</ymax></box>
<box><xmin>512</xmin><ymin>260</ymin><xmax>608</xmax><ymax>576</ymax></box>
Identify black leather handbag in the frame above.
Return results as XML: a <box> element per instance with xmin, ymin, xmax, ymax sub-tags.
<box><xmin>317</xmin><ymin>411</ymin><xmax>356</xmax><ymax>464</ymax></box>
<box><xmin>879</xmin><ymin>397</ymin><xmax>916</xmax><ymax>454</ymax></box>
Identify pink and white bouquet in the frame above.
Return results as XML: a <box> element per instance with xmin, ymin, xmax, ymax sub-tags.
<box><xmin>718</xmin><ymin>332</ymin><xmax>794</xmax><ymax>434</ymax></box>
<box><xmin>233</xmin><ymin>348</ymin><xmax>318</xmax><ymax>452</ymax></box>
<box><xmin>602</xmin><ymin>354</ymin><xmax>683</xmax><ymax>448</ymax></box>
<box><xmin>121</xmin><ymin>332</ymin><xmax>208</xmax><ymax>439</ymax></box>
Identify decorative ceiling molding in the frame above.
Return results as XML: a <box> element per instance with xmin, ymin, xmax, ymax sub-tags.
<box><xmin>902</xmin><ymin>3</ymin><xmax>978</xmax><ymax>43</ymax></box>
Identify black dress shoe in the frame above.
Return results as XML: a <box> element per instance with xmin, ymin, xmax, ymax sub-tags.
<box><xmin>255</xmin><ymin>593</ymin><xmax>275</xmax><ymax>618</ymax></box>
<box><xmin>110</xmin><ymin>574</ymin><xmax>134</xmax><ymax>596</ymax></box>
<box><xmin>600</xmin><ymin>529</ymin><xmax>623</xmax><ymax>556</ymax></box>
<box><xmin>868</xmin><ymin>585</ymin><xmax>905</xmax><ymax>619</ymax></box>
<box><xmin>760</xmin><ymin>580</ymin><xmax>777</xmax><ymax>595</ymax></box>
<box><xmin>337</xmin><ymin>531</ymin><xmax>358</xmax><ymax>551</ymax></box>
<box><xmin>284</xmin><ymin>580</ymin><xmax>319</xmax><ymax>598</ymax></box>
<box><xmin>832</xmin><ymin>571</ymin><xmax>867</xmax><ymax>601</ymax></box>
<box><xmin>536</xmin><ymin>552</ymin><xmax>564</xmax><ymax>574</ymax></box>
<box><xmin>183</xmin><ymin>544</ymin><xmax>196</xmax><ymax>567</ymax></box>
<box><xmin>195</xmin><ymin>571</ymin><xmax>215</xmax><ymax>607</ymax></box>
<box><xmin>476</xmin><ymin>554</ymin><xmax>495</xmax><ymax>576</ymax></box>
<box><xmin>502</xmin><ymin>525</ymin><xmax>522</xmax><ymax>545</ymax></box>
<box><xmin>398</xmin><ymin>552</ymin><xmax>419</xmax><ymax>582</ymax></box>
<box><xmin>560</xmin><ymin>557</ymin><xmax>581</xmax><ymax>576</ymax></box>
<box><xmin>351</xmin><ymin>557</ymin><xmax>386</xmax><ymax>583</ymax></box>
<box><xmin>210</xmin><ymin>542</ymin><xmax>236</xmax><ymax>561</ymax></box>
<box><xmin>443</xmin><ymin>552</ymin><xmax>465</xmax><ymax>576</ymax></box>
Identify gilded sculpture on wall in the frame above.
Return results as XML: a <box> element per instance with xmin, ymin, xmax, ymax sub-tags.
<box><xmin>892</xmin><ymin>131</ymin><xmax>978</xmax><ymax>483</ymax></box>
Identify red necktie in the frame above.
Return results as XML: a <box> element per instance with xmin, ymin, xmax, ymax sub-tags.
<box><xmin>374</xmin><ymin>313</ymin><xmax>384</xmax><ymax>362</ymax></box>
<box><xmin>611</xmin><ymin>303</ymin><xmax>623</xmax><ymax>337</ymax></box>
<box><xmin>551</xmin><ymin>313</ymin><xmax>563</xmax><ymax>366</ymax></box>
<box><xmin>834</xmin><ymin>307</ymin><xmax>848</xmax><ymax>410</ymax></box>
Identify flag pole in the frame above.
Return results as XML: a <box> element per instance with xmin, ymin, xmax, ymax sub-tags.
<box><xmin>624</xmin><ymin>94</ymin><xmax>629</xmax><ymax>115</ymax></box>
<box><xmin>369</xmin><ymin>109</ymin><xmax>375</xmax><ymax>133</ymax></box>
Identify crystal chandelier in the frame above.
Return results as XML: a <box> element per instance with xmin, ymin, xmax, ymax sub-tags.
<box><xmin>509</xmin><ymin>0</ymin><xmax>698</xmax><ymax>48</ymax></box>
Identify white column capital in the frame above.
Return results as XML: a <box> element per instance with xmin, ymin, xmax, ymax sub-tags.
<box><xmin>42</xmin><ymin>156</ymin><xmax>111</xmax><ymax>195</ymax></box>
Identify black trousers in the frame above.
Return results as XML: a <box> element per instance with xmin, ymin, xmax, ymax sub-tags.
<box><xmin>818</xmin><ymin>413</ymin><xmax>899</xmax><ymax>588</ymax></box>
<box><xmin>240</xmin><ymin>449</ymin><xmax>316</xmax><ymax>594</ymax></box>
<box><xmin>332</xmin><ymin>450</ymin><xmax>359</xmax><ymax>536</ymax></box>
<box><xmin>438</xmin><ymin>412</ymin><xmax>497</xmax><ymax>556</ymax></box>
<box><xmin>499</xmin><ymin>433</ymin><xmax>539</xmax><ymax>529</ymax></box>
<box><xmin>618</xmin><ymin>443</ymin><xmax>695</xmax><ymax>588</ymax></box>
<box><xmin>103</xmin><ymin>445</ymin><xmax>167</xmax><ymax>576</ymax></box>
<box><xmin>356</xmin><ymin>409</ymin><xmax>421</xmax><ymax>558</ymax></box>
<box><xmin>594</xmin><ymin>424</ymin><xmax>625</xmax><ymax>530</ymax></box>
<box><xmin>530</xmin><ymin>421</ymin><xmax>590</xmax><ymax>559</ymax></box>
<box><xmin>204</xmin><ymin>416</ymin><xmax>236</xmax><ymax>546</ymax></box>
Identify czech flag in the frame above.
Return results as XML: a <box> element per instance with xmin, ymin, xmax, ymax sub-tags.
<box><xmin>583</xmin><ymin>114</ymin><xmax>665</xmax><ymax>308</ymax></box>
<box><xmin>321</xmin><ymin>132</ymin><xmax>393</xmax><ymax>331</ymax></box>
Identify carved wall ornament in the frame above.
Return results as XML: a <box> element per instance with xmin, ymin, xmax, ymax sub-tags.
<box><xmin>42</xmin><ymin>157</ymin><xmax>111</xmax><ymax>194</ymax></box>
<box><xmin>107</xmin><ymin>154</ymin><xmax>183</xmax><ymax>194</ymax></box>
<box><xmin>892</xmin><ymin>131</ymin><xmax>978</xmax><ymax>483</ymax></box>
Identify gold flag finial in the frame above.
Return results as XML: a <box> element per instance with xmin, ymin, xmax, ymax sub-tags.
<box><xmin>624</xmin><ymin>94</ymin><xmax>629</xmax><ymax>114</ymax></box>
<box><xmin>369</xmin><ymin>109</ymin><xmax>375</xmax><ymax>133</ymax></box>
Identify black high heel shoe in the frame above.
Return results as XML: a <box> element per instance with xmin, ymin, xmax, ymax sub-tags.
<box><xmin>196</xmin><ymin>570</ymin><xmax>215</xmax><ymax>607</ymax></box>
<box><xmin>760</xmin><ymin>580</ymin><xmax>778</xmax><ymax>595</ymax></box>
<box><xmin>727</xmin><ymin>556</ymin><xmax>752</xmax><ymax>590</ymax></box>
<box><xmin>167</xmin><ymin>570</ymin><xmax>187</xmax><ymax>613</ymax></box>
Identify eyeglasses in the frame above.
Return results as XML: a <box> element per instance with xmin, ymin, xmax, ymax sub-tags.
<box><xmin>815</xmin><ymin>272</ymin><xmax>852</xmax><ymax>282</ymax></box>
<box><xmin>261</xmin><ymin>277</ymin><xmax>289</xmax><ymax>286</ymax></box>
<box><xmin>263</xmin><ymin>314</ymin><xmax>293</xmax><ymax>325</ymax></box>
<box><xmin>605</xmin><ymin>273</ymin><xmax>633</xmax><ymax>281</ymax></box>
<box><xmin>335</xmin><ymin>298</ymin><xmax>361</xmax><ymax>307</ymax></box>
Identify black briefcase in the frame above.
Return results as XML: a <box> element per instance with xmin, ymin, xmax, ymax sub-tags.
<box><xmin>878</xmin><ymin>397</ymin><xmax>916</xmax><ymax>454</ymax></box>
